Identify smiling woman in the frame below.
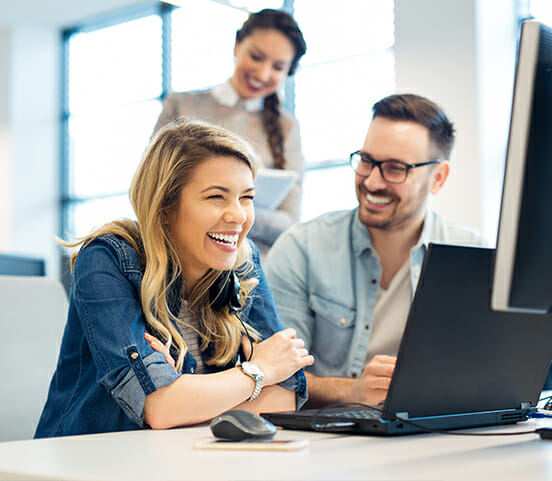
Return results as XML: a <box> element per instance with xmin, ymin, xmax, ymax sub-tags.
<box><xmin>34</xmin><ymin>119</ymin><xmax>313</xmax><ymax>438</ymax></box>
<box><xmin>167</xmin><ymin>155</ymin><xmax>256</xmax><ymax>287</ymax></box>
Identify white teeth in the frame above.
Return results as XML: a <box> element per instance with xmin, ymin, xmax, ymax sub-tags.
<box><xmin>208</xmin><ymin>233</ymin><xmax>239</xmax><ymax>246</ymax></box>
<box><xmin>249</xmin><ymin>78</ymin><xmax>263</xmax><ymax>88</ymax></box>
<box><xmin>366</xmin><ymin>192</ymin><xmax>392</xmax><ymax>205</ymax></box>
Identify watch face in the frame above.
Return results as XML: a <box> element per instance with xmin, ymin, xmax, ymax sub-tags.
<box><xmin>242</xmin><ymin>361</ymin><xmax>263</xmax><ymax>379</ymax></box>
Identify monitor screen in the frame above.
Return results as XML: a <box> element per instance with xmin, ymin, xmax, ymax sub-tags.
<box><xmin>491</xmin><ymin>19</ymin><xmax>552</xmax><ymax>314</ymax></box>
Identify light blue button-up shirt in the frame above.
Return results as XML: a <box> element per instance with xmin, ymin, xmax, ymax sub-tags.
<box><xmin>264</xmin><ymin>208</ymin><xmax>485</xmax><ymax>379</ymax></box>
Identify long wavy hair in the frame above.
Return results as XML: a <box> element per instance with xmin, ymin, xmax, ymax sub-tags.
<box><xmin>62</xmin><ymin>119</ymin><xmax>261</xmax><ymax>371</ymax></box>
<box><xmin>236</xmin><ymin>9</ymin><xmax>306</xmax><ymax>170</ymax></box>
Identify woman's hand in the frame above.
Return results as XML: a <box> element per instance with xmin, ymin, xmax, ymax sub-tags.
<box><xmin>144</xmin><ymin>332</ymin><xmax>177</xmax><ymax>373</ymax></box>
<box><xmin>242</xmin><ymin>328</ymin><xmax>314</xmax><ymax>386</ymax></box>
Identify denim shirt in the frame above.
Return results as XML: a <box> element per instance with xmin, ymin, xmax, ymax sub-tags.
<box><xmin>264</xmin><ymin>208</ymin><xmax>485</xmax><ymax>379</ymax></box>
<box><xmin>35</xmin><ymin>234</ymin><xmax>306</xmax><ymax>438</ymax></box>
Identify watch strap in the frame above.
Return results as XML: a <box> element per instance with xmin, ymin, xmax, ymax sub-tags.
<box><xmin>239</xmin><ymin>361</ymin><xmax>264</xmax><ymax>401</ymax></box>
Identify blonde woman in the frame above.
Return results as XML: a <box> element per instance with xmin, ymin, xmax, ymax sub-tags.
<box><xmin>35</xmin><ymin>120</ymin><xmax>313</xmax><ymax>437</ymax></box>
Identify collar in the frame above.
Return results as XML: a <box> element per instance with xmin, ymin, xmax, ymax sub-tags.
<box><xmin>416</xmin><ymin>209</ymin><xmax>437</xmax><ymax>249</ymax></box>
<box><xmin>211</xmin><ymin>80</ymin><xmax>263</xmax><ymax>113</ymax></box>
<box><xmin>351</xmin><ymin>208</ymin><xmax>435</xmax><ymax>257</ymax></box>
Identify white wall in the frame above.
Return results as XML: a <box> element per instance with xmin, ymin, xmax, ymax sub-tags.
<box><xmin>0</xmin><ymin>30</ymin><xmax>13</xmax><ymax>252</ymax></box>
<box><xmin>0</xmin><ymin>26</ymin><xmax>61</xmax><ymax>276</ymax></box>
<box><xmin>395</xmin><ymin>0</ymin><xmax>518</xmax><ymax>243</ymax></box>
<box><xmin>12</xmin><ymin>27</ymin><xmax>61</xmax><ymax>275</ymax></box>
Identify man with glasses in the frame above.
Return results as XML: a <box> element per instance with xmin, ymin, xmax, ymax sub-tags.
<box><xmin>264</xmin><ymin>93</ymin><xmax>485</xmax><ymax>407</ymax></box>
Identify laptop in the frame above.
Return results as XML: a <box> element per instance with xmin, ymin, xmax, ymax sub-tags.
<box><xmin>262</xmin><ymin>244</ymin><xmax>552</xmax><ymax>435</ymax></box>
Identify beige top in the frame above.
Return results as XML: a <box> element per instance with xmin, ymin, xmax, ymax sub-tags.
<box><xmin>153</xmin><ymin>81</ymin><xmax>305</xmax><ymax>248</ymax></box>
<box><xmin>364</xmin><ymin>259</ymin><xmax>411</xmax><ymax>364</ymax></box>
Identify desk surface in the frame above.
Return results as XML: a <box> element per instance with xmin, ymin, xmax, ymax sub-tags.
<box><xmin>1</xmin><ymin>420</ymin><xmax>552</xmax><ymax>481</ymax></box>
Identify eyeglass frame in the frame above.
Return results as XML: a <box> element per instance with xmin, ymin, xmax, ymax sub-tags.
<box><xmin>349</xmin><ymin>150</ymin><xmax>442</xmax><ymax>184</ymax></box>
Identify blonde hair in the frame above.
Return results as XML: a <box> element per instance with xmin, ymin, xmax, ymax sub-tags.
<box><xmin>62</xmin><ymin>119</ymin><xmax>260</xmax><ymax>371</ymax></box>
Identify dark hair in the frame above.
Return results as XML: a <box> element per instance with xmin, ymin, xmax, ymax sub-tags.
<box><xmin>236</xmin><ymin>9</ymin><xmax>306</xmax><ymax>169</ymax></box>
<box><xmin>236</xmin><ymin>9</ymin><xmax>306</xmax><ymax>76</ymax></box>
<box><xmin>372</xmin><ymin>94</ymin><xmax>456</xmax><ymax>160</ymax></box>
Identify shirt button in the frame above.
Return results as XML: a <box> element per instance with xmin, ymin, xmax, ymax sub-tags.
<box><xmin>371</xmin><ymin>252</ymin><xmax>377</xmax><ymax>258</ymax></box>
<box><xmin>130</xmin><ymin>352</ymin><xmax>139</xmax><ymax>360</ymax></box>
<box><xmin>352</xmin><ymin>372</ymin><xmax>358</xmax><ymax>378</ymax></box>
<box><xmin>371</xmin><ymin>279</ymin><xmax>377</xmax><ymax>284</ymax></box>
<box><xmin>190</xmin><ymin>367</ymin><xmax>195</xmax><ymax>374</ymax></box>
<box><xmin>365</xmin><ymin>324</ymin><xmax>369</xmax><ymax>330</ymax></box>
<box><xmin>339</xmin><ymin>318</ymin><xmax>346</xmax><ymax>325</ymax></box>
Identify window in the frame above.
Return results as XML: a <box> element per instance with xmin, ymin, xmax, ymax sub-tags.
<box><xmin>63</xmin><ymin>7</ymin><xmax>166</xmax><ymax>237</ymax></box>
<box><xmin>292</xmin><ymin>0</ymin><xmax>394</xmax><ymax>220</ymax></box>
<box><xmin>527</xmin><ymin>0</ymin><xmax>552</xmax><ymax>24</ymax></box>
<box><xmin>62</xmin><ymin>1</ymin><xmax>395</xmax><ymax>237</ymax></box>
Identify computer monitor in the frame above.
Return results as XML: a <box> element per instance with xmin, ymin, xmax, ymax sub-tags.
<box><xmin>491</xmin><ymin>19</ymin><xmax>552</xmax><ymax>314</ymax></box>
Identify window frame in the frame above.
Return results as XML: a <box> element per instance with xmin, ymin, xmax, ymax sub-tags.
<box><xmin>60</xmin><ymin>0</ymin><xmax>395</xmax><ymax>237</ymax></box>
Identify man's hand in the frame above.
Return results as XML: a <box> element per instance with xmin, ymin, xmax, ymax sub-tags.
<box><xmin>349</xmin><ymin>355</ymin><xmax>396</xmax><ymax>405</ymax></box>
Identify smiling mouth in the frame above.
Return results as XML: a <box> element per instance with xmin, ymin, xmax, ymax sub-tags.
<box><xmin>366</xmin><ymin>192</ymin><xmax>393</xmax><ymax>206</ymax></box>
<box><xmin>247</xmin><ymin>77</ymin><xmax>265</xmax><ymax>89</ymax></box>
<box><xmin>208</xmin><ymin>232</ymin><xmax>239</xmax><ymax>248</ymax></box>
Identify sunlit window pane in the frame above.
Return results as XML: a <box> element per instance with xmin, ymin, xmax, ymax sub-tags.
<box><xmin>292</xmin><ymin>0</ymin><xmax>395</xmax><ymax>198</ymax></box>
<box><xmin>294</xmin><ymin>0</ymin><xmax>394</xmax><ymax>66</ymax></box>
<box><xmin>302</xmin><ymin>166</ymin><xmax>357</xmax><ymax>221</ymax></box>
<box><xmin>63</xmin><ymin>1</ymin><xmax>396</xmax><ymax>236</ymax></box>
<box><xmin>295</xmin><ymin>51</ymin><xmax>394</xmax><ymax>165</ymax></box>
<box><xmin>530</xmin><ymin>0</ymin><xmax>552</xmax><ymax>25</ymax></box>
<box><xmin>171</xmin><ymin>2</ymin><xmax>247</xmax><ymax>91</ymax></box>
<box><xmin>228</xmin><ymin>0</ymin><xmax>283</xmax><ymax>9</ymax></box>
<box><xmin>68</xmin><ymin>15</ymin><xmax>162</xmax><ymax>112</ymax></box>
<box><xmin>68</xmin><ymin>100</ymin><xmax>161</xmax><ymax>198</ymax></box>
<box><xmin>68</xmin><ymin>195</ymin><xmax>135</xmax><ymax>238</ymax></box>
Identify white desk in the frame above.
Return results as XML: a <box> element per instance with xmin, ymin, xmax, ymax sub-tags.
<box><xmin>1</xmin><ymin>420</ymin><xmax>552</xmax><ymax>481</ymax></box>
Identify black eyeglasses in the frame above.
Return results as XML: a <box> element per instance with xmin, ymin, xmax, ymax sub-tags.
<box><xmin>349</xmin><ymin>150</ymin><xmax>442</xmax><ymax>184</ymax></box>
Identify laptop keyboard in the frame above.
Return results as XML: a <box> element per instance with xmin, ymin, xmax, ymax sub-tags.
<box><xmin>315</xmin><ymin>409</ymin><xmax>381</xmax><ymax>420</ymax></box>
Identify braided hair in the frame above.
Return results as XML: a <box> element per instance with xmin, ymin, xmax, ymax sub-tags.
<box><xmin>236</xmin><ymin>9</ymin><xmax>306</xmax><ymax>169</ymax></box>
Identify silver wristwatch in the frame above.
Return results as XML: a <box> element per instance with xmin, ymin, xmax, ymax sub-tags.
<box><xmin>239</xmin><ymin>361</ymin><xmax>264</xmax><ymax>401</ymax></box>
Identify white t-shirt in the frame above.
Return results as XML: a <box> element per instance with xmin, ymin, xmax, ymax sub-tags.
<box><xmin>364</xmin><ymin>259</ymin><xmax>411</xmax><ymax>364</ymax></box>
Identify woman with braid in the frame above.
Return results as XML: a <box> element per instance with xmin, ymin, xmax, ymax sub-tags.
<box><xmin>153</xmin><ymin>9</ymin><xmax>307</xmax><ymax>252</ymax></box>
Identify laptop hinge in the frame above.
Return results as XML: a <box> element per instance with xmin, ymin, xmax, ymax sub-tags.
<box><xmin>395</xmin><ymin>412</ymin><xmax>409</xmax><ymax>420</ymax></box>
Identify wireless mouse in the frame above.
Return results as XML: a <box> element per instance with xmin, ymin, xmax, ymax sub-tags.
<box><xmin>210</xmin><ymin>409</ymin><xmax>277</xmax><ymax>441</ymax></box>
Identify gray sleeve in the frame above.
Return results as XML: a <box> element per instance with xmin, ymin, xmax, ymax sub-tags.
<box><xmin>278</xmin><ymin>116</ymin><xmax>304</xmax><ymax>222</ymax></box>
<box><xmin>248</xmin><ymin>207</ymin><xmax>295</xmax><ymax>247</ymax></box>
<box><xmin>250</xmin><ymin>116</ymin><xmax>304</xmax><ymax>248</ymax></box>
<box><xmin>152</xmin><ymin>92</ymin><xmax>182</xmax><ymax>136</ymax></box>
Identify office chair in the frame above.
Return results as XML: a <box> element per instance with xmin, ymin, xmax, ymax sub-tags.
<box><xmin>0</xmin><ymin>275</ymin><xmax>68</xmax><ymax>442</ymax></box>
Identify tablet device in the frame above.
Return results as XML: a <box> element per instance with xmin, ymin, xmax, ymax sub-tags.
<box><xmin>254</xmin><ymin>169</ymin><xmax>299</xmax><ymax>211</ymax></box>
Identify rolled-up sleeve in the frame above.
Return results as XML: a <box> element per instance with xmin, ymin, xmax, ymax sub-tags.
<box><xmin>110</xmin><ymin>351</ymin><xmax>178</xmax><ymax>426</ymax></box>
<box><xmin>73</xmin><ymin>241</ymin><xmax>180</xmax><ymax>427</ymax></box>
